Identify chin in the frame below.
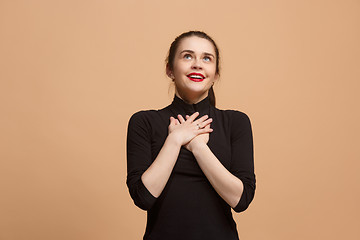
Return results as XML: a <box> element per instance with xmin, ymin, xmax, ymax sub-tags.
<box><xmin>183</xmin><ymin>89</ymin><xmax>209</xmax><ymax>98</ymax></box>
<box><xmin>185</xmin><ymin>87</ymin><xmax>208</xmax><ymax>94</ymax></box>
<box><xmin>186</xmin><ymin>83</ymin><xmax>209</xmax><ymax>91</ymax></box>
<box><xmin>176</xmin><ymin>83</ymin><xmax>210</xmax><ymax>97</ymax></box>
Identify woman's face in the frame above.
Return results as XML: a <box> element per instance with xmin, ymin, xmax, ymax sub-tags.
<box><xmin>168</xmin><ymin>36</ymin><xmax>219</xmax><ymax>103</ymax></box>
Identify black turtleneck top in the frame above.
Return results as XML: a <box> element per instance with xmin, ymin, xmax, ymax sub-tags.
<box><xmin>126</xmin><ymin>95</ymin><xmax>256</xmax><ymax>240</ymax></box>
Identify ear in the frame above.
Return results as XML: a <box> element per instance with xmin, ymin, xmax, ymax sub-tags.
<box><xmin>213</xmin><ymin>72</ymin><xmax>220</xmax><ymax>83</ymax></box>
<box><xmin>166</xmin><ymin>64</ymin><xmax>174</xmax><ymax>79</ymax></box>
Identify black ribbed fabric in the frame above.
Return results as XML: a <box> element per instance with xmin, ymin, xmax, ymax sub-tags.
<box><xmin>126</xmin><ymin>95</ymin><xmax>256</xmax><ymax>240</ymax></box>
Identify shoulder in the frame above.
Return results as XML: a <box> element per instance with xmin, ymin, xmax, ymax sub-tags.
<box><xmin>226</xmin><ymin>109</ymin><xmax>251</xmax><ymax>126</ymax></box>
<box><xmin>129</xmin><ymin>110</ymin><xmax>157</xmax><ymax>121</ymax></box>
<box><xmin>129</xmin><ymin>103</ymin><xmax>171</xmax><ymax>120</ymax></box>
<box><xmin>127</xmin><ymin>110</ymin><xmax>159</xmax><ymax>128</ymax></box>
<box><xmin>213</xmin><ymin>107</ymin><xmax>253</xmax><ymax>141</ymax></box>
<box><xmin>128</xmin><ymin>107</ymin><xmax>171</xmax><ymax>127</ymax></box>
<box><xmin>212</xmin><ymin>107</ymin><xmax>252</xmax><ymax>126</ymax></box>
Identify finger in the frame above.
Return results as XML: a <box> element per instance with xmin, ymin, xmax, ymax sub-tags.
<box><xmin>199</xmin><ymin>118</ymin><xmax>213</xmax><ymax>127</ymax></box>
<box><xmin>204</xmin><ymin>124</ymin><xmax>211</xmax><ymax>129</ymax></box>
<box><xmin>198</xmin><ymin>127</ymin><xmax>213</xmax><ymax>134</ymax></box>
<box><xmin>185</xmin><ymin>115</ymin><xmax>189</xmax><ymax>119</ymax></box>
<box><xmin>175</xmin><ymin>119</ymin><xmax>180</xmax><ymax>125</ymax></box>
<box><xmin>169</xmin><ymin>116</ymin><xmax>175</xmax><ymax>125</ymax></box>
<box><xmin>194</xmin><ymin>115</ymin><xmax>210</xmax><ymax>125</ymax></box>
<box><xmin>197</xmin><ymin>123</ymin><xmax>211</xmax><ymax>131</ymax></box>
<box><xmin>187</xmin><ymin>112</ymin><xmax>200</xmax><ymax>122</ymax></box>
<box><xmin>177</xmin><ymin>114</ymin><xmax>186</xmax><ymax>123</ymax></box>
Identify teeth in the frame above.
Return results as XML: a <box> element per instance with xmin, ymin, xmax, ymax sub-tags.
<box><xmin>189</xmin><ymin>75</ymin><xmax>203</xmax><ymax>79</ymax></box>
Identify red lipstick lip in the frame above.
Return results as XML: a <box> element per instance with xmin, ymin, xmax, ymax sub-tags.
<box><xmin>187</xmin><ymin>72</ymin><xmax>205</xmax><ymax>78</ymax></box>
<box><xmin>187</xmin><ymin>72</ymin><xmax>205</xmax><ymax>82</ymax></box>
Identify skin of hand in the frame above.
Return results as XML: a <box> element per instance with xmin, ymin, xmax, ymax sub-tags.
<box><xmin>179</xmin><ymin>115</ymin><xmax>244</xmax><ymax>209</ymax></box>
<box><xmin>168</xmin><ymin>112</ymin><xmax>213</xmax><ymax>147</ymax></box>
<box><xmin>182</xmin><ymin>114</ymin><xmax>211</xmax><ymax>152</ymax></box>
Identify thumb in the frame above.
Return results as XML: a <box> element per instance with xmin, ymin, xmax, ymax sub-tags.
<box><xmin>169</xmin><ymin>116</ymin><xmax>176</xmax><ymax>126</ymax></box>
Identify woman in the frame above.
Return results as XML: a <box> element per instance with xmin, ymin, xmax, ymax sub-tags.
<box><xmin>126</xmin><ymin>31</ymin><xmax>256</xmax><ymax>240</ymax></box>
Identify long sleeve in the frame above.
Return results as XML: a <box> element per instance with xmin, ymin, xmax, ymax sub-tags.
<box><xmin>126</xmin><ymin>111</ymin><xmax>157</xmax><ymax>211</ymax></box>
<box><xmin>126</xmin><ymin>96</ymin><xmax>256</xmax><ymax>239</ymax></box>
<box><xmin>229</xmin><ymin>111</ymin><xmax>256</xmax><ymax>213</ymax></box>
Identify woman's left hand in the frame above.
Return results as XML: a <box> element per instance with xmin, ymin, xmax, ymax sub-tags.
<box><xmin>182</xmin><ymin>115</ymin><xmax>211</xmax><ymax>152</ymax></box>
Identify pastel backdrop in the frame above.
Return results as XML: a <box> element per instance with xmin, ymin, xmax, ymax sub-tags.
<box><xmin>1</xmin><ymin>0</ymin><xmax>359</xmax><ymax>239</ymax></box>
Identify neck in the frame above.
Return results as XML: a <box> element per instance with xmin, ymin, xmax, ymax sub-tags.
<box><xmin>175</xmin><ymin>91</ymin><xmax>208</xmax><ymax>105</ymax></box>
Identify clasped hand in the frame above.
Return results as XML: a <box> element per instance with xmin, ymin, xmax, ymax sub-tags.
<box><xmin>168</xmin><ymin>112</ymin><xmax>213</xmax><ymax>152</ymax></box>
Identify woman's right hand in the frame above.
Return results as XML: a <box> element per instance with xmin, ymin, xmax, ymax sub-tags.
<box><xmin>168</xmin><ymin>112</ymin><xmax>213</xmax><ymax>146</ymax></box>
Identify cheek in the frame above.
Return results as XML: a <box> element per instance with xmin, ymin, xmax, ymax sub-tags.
<box><xmin>207</xmin><ymin>68</ymin><xmax>217</xmax><ymax>78</ymax></box>
<box><xmin>175</xmin><ymin>59</ymin><xmax>191</xmax><ymax>70</ymax></box>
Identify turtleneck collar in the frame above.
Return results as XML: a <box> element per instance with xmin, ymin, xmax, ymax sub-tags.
<box><xmin>170</xmin><ymin>94</ymin><xmax>211</xmax><ymax>116</ymax></box>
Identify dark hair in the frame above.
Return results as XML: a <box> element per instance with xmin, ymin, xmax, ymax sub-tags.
<box><xmin>165</xmin><ymin>31</ymin><xmax>220</xmax><ymax>107</ymax></box>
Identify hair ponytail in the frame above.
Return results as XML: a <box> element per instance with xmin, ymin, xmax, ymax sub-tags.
<box><xmin>208</xmin><ymin>86</ymin><xmax>216</xmax><ymax>107</ymax></box>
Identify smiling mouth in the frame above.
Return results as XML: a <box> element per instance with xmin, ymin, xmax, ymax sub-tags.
<box><xmin>187</xmin><ymin>73</ymin><xmax>205</xmax><ymax>82</ymax></box>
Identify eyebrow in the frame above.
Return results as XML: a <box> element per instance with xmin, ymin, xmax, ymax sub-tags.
<box><xmin>179</xmin><ymin>50</ymin><xmax>215</xmax><ymax>58</ymax></box>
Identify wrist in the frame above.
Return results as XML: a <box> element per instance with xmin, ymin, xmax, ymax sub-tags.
<box><xmin>167</xmin><ymin>132</ymin><xmax>182</xmax><ymax>148</ymax></box>
<box><xmin>188</xmin><ymin>140</ymin><xmax>207</xmax><ymax>153</ymax></box>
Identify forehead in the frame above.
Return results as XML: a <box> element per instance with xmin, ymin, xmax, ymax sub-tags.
<box><xmin>176</xmin><ymin>36</ymin><xmax>216</xmax><ymax>55</ymax></box>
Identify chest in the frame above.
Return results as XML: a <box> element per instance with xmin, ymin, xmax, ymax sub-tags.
<box><xmin>149</xmin><ymin>112</ymin><xmax>232</xmax><ymax>176</ymax></box>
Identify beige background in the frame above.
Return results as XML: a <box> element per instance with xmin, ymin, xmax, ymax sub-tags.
<box><xmin>1</xmin><ymin>0</ymin><xmax>359</xmax><ymax>239</ymax></box>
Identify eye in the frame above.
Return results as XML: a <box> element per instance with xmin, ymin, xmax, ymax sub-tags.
<box><xmin>184</xmin><ymin>54</ymin><xmax>192</xmax><ymax>60</ymax></box>
<box><xmin>203</xmin><ymin>56</ymin><xmax>212</xmax><ymax>62</ymax></box>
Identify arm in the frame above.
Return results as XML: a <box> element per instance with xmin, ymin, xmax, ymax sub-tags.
<box><xmin>228</xmin><ymin>112</ymin><xmax>256</xmax><ymax>212</ymax></box>
<box><xmin>140</xmin><ymin>134</ymin><xmax>181</xmax><ymax>199</ymax></box>
<box><xmin>190</xmin><ymin>142</ymin><xmax>244</xmax><ymax>209</ymax></box>
<box><xmin>184</xmin><ymin>111</ymin><xmax>256</xmax><ymax>212</ymax></box>
<box><xmin>126</xmin><ymin>111</ymin><xmax>213</xmax><ymax>210</ymax></box>
<box><xmin>126</xmin><ymin>111</ymin><xmax>159</xmax><ymax>210</ymax></box>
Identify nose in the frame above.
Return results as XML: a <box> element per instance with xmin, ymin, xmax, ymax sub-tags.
<box><xmin>191</xmin><ymin>57</ymin><xmax>203</xmax><ymax>70</ymax></box>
